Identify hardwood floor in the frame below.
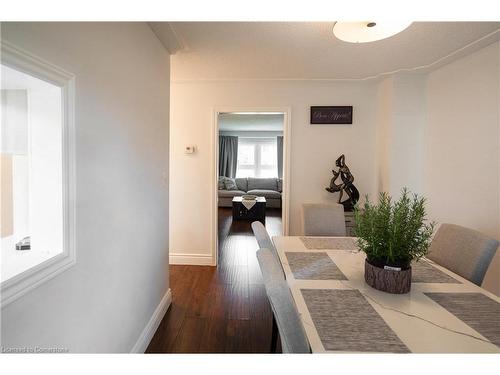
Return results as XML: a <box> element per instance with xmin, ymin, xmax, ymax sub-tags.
<box><xmin>146</xmin><ymin>207</ymin><xmax>282</xmax><ymax>353</ymax></box>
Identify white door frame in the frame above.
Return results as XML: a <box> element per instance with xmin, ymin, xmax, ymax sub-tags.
<box><xmin>211</xmin><ymin>106</ymin><xmax>292</xmax><ymax>266</ymax></box>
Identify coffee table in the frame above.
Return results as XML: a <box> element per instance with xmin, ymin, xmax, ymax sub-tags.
<box><xmin>232</xmin><ymin>196</ymin><xmax>266</xmax><ymax>224</ymax></box>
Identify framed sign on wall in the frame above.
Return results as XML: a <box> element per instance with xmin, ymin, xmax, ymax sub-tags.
<box><xmin>310</xmin><ymin>106</ymin><xmax>353</xmax><ymax>124</ymax></box>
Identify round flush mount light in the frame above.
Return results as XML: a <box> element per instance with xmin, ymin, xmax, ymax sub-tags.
<box><xmin>333</xmin><ymin>21</ymin><xmax>412</xmax><ymax>43</ymax></box>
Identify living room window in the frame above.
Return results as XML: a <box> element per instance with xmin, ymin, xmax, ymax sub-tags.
<box><xmin>236</xmin><ymin>138</ymin><xmax>278</xmax><ymax>178</ymax></box>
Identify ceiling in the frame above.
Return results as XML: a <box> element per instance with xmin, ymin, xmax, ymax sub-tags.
<box><xmin>149</xmin><ymin>22</ymin><xmax>500</xmax><ymax>81</ymax></box>
<box><xmin>218</xmin><ymin>113</ymin><xmax>284</xmax><ymax>132</ymax></box>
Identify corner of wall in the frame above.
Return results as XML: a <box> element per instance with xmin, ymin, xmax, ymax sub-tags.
<box><xmin>374</xmin><ymin>77</ymin><xmax>393</xmax><ymax>197</ymax></box>
<box><xmin>374</xmin><ymin>73</ymin><xmax>427</xmax><ymax>199</ymax></box>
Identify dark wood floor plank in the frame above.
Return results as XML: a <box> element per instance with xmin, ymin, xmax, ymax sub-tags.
<box><xmin>250</xmin><ymin>318</ymin><xmax>273</xmax><ymax>353</ymax></box>
<box><xmin>249</xmin><ymin>284</ymin><xmax>274</xmax><ymax>353</ymax></box>
<box><xmin>170</xmin><ymin>317</ymin><xmax>207</xmax><ymax>353</ymax></box>
<box><xmin>146</xmin><ymin>207</ymin><xmax>282</xmax><ymax>353</ymax></box>
<box><xmin>146</xmin><ymin>303</ymin><xmax>186</xmax><ymax>353</ymax></box>
<box><xmin>227</xmin><ymin>282</ymin><xmax>250</xmax><ymax>320</ymax></box>
<box><xmin>199</xmin><ymin>317</ymin><xmax>228</xmax><ymax>353</ymax></box>
<box><xmin>225</xmin><ymin>319</ymin><xmax>251</xmax><ymax>353</ymax></box>
<box><xmin>249</xmin><ymin>284</ymin><xmax>272</xmax><ymax>321</ymax></box>
<box><xmin>186</xmin><ymin>266</ymin><xmax>218</xmax><ymax>319</ymax></box>
<box><xmin>248</xmin><ymin>254</ymin><xmax>265</xmax><ymax>285</ymax></box>
<box><xmin>217</xmin><ymin>264</ymin><xmax>249</xmax><ymax>285</ymax></box>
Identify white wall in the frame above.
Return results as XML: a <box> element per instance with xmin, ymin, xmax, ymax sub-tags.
<box><xmin>424</xmin><ymin>42</ymin><xmax>499</xmax><ymax>239</ymax></box>
<box><xmin>170</xmin><ymin>80</ymin><xmax>378</xmax><ymax>262</ymax></box>
<box><xmin>218</xmin><ymin>113</ymin><xmax>284</xmax><ymax>131</ymax></box>
<box><xmin>375</xmin><ymin>77</ymin><xmax>393</xmax><ymax>195</ymax></box>
<box><xmin>424</xmin><ymin>41</ymin><xmax>500</xmax><ymax>295</ymax></box>
<box><xmin>375</xmin><ymin>74</ymin><xmax>426</xmax><ymax>198</ymax></box>
<box><xmin>1</xmin><ymin>22</ymin><xmax>170</xmax><ymax>352</ymax></box>
<box><xmin>374</xmin><ymin>44</ymin><xmax>500</xmax><ymax>295</ymax></box>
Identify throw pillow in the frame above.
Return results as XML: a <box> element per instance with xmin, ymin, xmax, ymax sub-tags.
<box><xmin>224</xmin><ymin>178</ymin><xmax>238</xmax><ymax>190</ymax></box>
<box><xmin>218</xmin><ymin>176</ymin><xmax>226</xmax><ymax>190</ymax></box>
<box><xmin>277</xmin><ymin>178</ymin><xmax>283</xmax><ymax>192</ymax></box>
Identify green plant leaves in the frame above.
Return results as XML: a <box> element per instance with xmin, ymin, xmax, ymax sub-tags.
<box><xmin>354</xmin><ymin>188</ymin><xmax>435</xmax><ymax>268</ymax></box>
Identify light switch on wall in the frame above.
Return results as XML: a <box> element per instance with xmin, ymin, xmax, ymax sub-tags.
<box><xmin>185</xmin><ymin>145</ymin><xmax>196</xmax><ymax>154</ymax></box>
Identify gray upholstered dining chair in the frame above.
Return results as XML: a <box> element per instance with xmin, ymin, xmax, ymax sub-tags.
<box><xmin>301</xmin><ymin>203</ymin><xmax>346</xmax><ymax>236</ymax></box>
<box><xmin>256</xmin><ymin>248</ymin><xmax>310</xmax><ymax>354</ymax></box>
<box><xmin>427</xmin><ymin>223</ymin><xmax>499</xmax><ymax>286</ymax></box>
<box><xmin>251</xmin><ymin>221</ymin><xmax>279</xmax><ymax>260</ymax></box>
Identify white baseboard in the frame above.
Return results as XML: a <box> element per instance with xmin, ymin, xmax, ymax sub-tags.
<box><xmin>131</xmin><ymin>288</ymin><xmax>172</xmax><ymax>353</ymax></box>
<box><xmin>169</xmin><ymin>252</ymin><xmax>214</xmax><ymax>266</ymax></box>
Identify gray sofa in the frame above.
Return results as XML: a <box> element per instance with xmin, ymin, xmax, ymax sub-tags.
<box><xmin>218</xmin><ymin>177</ymin><xmax>282</xmax><ymax>208</ymax></box>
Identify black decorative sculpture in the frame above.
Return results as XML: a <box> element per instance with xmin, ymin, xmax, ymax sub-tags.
<box><xmin>326</xmin><ymin>154</ymin><xmax>360</xmax><ymax>211</ymax></box>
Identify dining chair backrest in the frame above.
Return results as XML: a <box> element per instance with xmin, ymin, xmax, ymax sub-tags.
<box><xmin>256</xmin><ymin>248</ymin><xmax>310</xmax><ymax>353</ymax></box>
<box><xmin>252</xmin><ymin>221</ymin><xmax>279</xmax><ymax>261</ymax></box>
<box><xmin>427</xmin><ymin>223</ymin><xmax>499</xmax><ymax>286</ymax></box>
<box><xmin>256</xmin><ymin>247</ymin><xmax>285</xmax><ymax>284</ymax></box>
<box><xmin>301</xmin><ymin>203</ymin><xmax>346</xmax><ymax>236</ymax></box>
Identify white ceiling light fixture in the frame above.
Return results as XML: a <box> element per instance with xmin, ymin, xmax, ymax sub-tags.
<box><xmin>333</xmin><ymin>21</ymin><xmax>412</xmax><ymax>43</ymax></box>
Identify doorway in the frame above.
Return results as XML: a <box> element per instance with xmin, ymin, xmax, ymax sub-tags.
<box><xmin>213</xmin><ymin>108</ymin><xmax>291</xmax><ymax>267</ymax></box>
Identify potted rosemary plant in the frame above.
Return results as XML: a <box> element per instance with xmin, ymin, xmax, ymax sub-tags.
<box><xmin>354</xmin><ymin>188</ymin><xmax>435</xmax><ymax>294</ymax></box>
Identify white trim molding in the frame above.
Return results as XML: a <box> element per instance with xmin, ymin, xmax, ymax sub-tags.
<box><xmin>169</xmin><ymin>252</ymin><xmax>214</xmax><ymax>266</ymax></box>
<box><xmin>0</xmin><ymin>40</ymin><xmax>77</xmax><ymax>307</ymax></box>
<box><xmin>131</xmin><ymin>288</ymin><xmax>172</xmax><ymax>353</ymax></box>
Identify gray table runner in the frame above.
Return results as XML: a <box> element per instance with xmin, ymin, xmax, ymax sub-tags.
<box><xmin>301</xmin><ymin>289</ymin><xmax>409</xmax><ymax>352</ymax></box>
<box><xmin>412</xmin><ymin>260</ymin><xmax>461</xmax><ymax>284</ymax></box>
<box><xmin>300</xmin><ymin>237</ymin><xmax>358</xmax><ymax>250</ymax></box>
<box><xmin>424</xmin><ymin>292</ymin><xmax>500</xmax><ymax>347</ymax></box>
<box><xmin>285</xmin><ymin>252</ymin><xmax>347</xmax><ymax>280</ymax></box>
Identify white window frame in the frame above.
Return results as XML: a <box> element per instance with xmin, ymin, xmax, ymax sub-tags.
<box><xmin>1</xmin><ymin>41</ymin><xmax>76</xmax><ymax>307</ymax></box>
<box><xmin>236</xmin><ymin>137</ymin><xmax>278</xmax><ymax>178</ymax></box>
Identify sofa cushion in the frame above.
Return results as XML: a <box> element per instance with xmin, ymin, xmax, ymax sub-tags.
<box><xmin>247</xmin><ymin>189</ymin><xmax>282</xmax><ymax>199</ymax></box>
<box><xmin>235</xmin><ymin>177</ymin><xmax>248</xmax><ymax>192</ymax></box>
<box><xmin>224</xmin><ymin>178</ymin><xmax>238</xmax><ymax>190</ymax></box>
<box><xmin>218</xmin><ymin>190</ymin><xmax>246</xmax><ymax>198</ymax></box>
<box><xmin>247</xmin><ymin>177</ymin><xmax>278</xmax><ymax>191</ymax></box>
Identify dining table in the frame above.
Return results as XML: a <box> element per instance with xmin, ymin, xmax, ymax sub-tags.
<box><xmin>272</xmin><ymin>235</ymin><xmax>500</xmax><ymax>353</ymax></box>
